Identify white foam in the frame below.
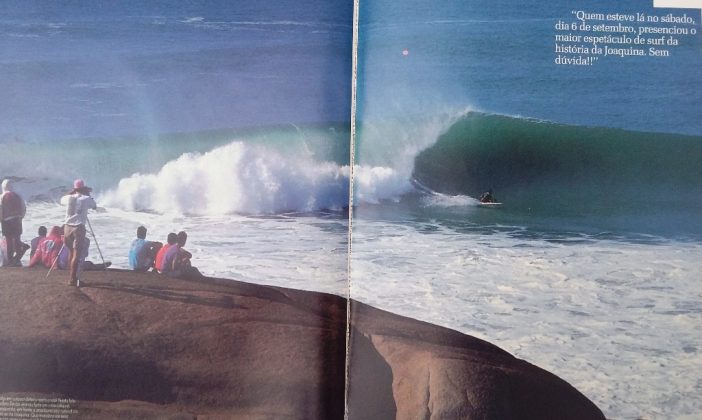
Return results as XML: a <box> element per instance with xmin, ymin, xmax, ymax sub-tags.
<box><xmin>352</xmin><ymin>165</ymin><xmax>412</xmax><ymax>204</ymax></box>
<box><xmin>100</xmin><ymin>141</ymin><xmax>350</xmax><ymax>215</ymax></box>
<box><xmin>421</xmin><ymin>193</ymin><xmax>478</xmax><ymax>207</ymax></box>
<box><xmin>350</xmin><ymin>219</ymin><xmax>702</xmax><ymax>419</ymax></box>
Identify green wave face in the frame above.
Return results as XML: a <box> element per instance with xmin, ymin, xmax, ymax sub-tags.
<box><xmin>414</xmin><ymin>113</ymin><xmax>702</xmax><ymax>215</ymax></box>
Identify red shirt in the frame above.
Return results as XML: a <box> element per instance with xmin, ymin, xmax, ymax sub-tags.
<box><xmin>154</xmin><ymin>244</ymin><xmax>172</xmax><ymax>272</ymax></box>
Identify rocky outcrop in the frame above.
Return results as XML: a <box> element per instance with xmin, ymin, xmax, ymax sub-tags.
<box><xmin>0</xmin><ymin>268</ymin><xmax>346</xmax><ymax>419</ymax></box>
<box><xmin>348</xmin><ymin>302</ymin><xmax>605</xmax><ymax>419</ymax></box>
<box><xmin>0</xmin><ymin>268</ymin><xmax>604</xmax><ymax>419</ymax></box>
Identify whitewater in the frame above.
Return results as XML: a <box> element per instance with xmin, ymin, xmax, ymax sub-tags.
<box><xmin>350</xmin><ymin>215</ymin><xmax>702</xmax><ymax>419</ymax></box>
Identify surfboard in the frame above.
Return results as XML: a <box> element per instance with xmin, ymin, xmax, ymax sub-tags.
<box><xmin>478</xmin><ymin>202</ymin><xmax>503</xmax><ymax>207</ymax></box>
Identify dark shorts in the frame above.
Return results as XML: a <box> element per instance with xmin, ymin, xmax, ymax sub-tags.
<box><xmin>1</xmin><ymin>219</ymin><xmax>22</xmax><ymax>237</ymax></box>
<box><xmin>64</xmin><ymin>224</ymin><xmax>86</xmax><ymax>250</ymax></box>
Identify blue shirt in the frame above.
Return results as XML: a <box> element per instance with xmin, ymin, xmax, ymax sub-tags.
<box><xmin>129</xmin><ymin>238</ymin><xmax>146</xmax><ymax>269</ymax></box>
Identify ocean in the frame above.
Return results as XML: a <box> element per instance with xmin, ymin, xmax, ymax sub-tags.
<box><xmin>2</xmin><ymin>0</ymin><xmax>701</xmax><ymax>419</ymax></box>
<box><xmin>352</xmin><ymin>0</ymin><xmax>702</xmax><ymax>419</ymax></box>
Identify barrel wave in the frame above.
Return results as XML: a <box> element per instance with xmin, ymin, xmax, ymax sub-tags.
<box><xmin>413</xmin><ymin>112</ymin><xmax>702</xmax><ymax>218</ymax></box>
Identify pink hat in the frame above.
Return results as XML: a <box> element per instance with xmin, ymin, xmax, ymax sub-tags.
<box><xmin>72</xmin><ymin>178</ymin><xmax>92</xmax><ymax>192</ymax></box>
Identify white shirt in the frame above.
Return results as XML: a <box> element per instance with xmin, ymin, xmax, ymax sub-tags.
<box><xmin>60</xmin><ymin>193</ymin><xmax>96</xmax><ymax>226</ymax></box>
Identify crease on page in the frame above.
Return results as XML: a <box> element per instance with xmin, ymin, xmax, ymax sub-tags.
<box><xmin>344</xmin><ymin>0</ymin><xmax>361</xmax><ymax>417</ymax></box>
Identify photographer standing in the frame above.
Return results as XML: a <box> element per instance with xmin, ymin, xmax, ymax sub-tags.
<box><xmin>60</xmin><ymin>179</ymin><xmax>96</xmax><ymax>287</ymax></box>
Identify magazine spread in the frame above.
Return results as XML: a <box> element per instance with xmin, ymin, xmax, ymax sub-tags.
<box><xmin>0</xmin><ymin>0</ymin><xmax>700</xmax><ymax>419</ymax></box>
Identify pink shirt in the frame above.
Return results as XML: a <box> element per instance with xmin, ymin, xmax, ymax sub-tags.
<box><xmin>161</xmin><ymin>244</ymin><xmax>181</xmax><ymax>274</ymax></box>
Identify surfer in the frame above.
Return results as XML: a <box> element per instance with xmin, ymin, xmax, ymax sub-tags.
<box><xmin>479</xmin><ymin>189</ymin><xmax>496</xmax><ymax>203</ymax></box>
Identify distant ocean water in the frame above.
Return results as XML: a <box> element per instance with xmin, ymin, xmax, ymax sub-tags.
<box><xmin>352</xmin><ymin>0</ymin><xmax>702</xmax><ymax>419</ymax></box>
<box><xmin>0</xmin><ymin>0</ymin><xmax>352</xmax><ymax>140</ymax></box>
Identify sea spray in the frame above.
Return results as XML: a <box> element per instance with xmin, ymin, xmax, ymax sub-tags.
<box><xmin>1</xmin><ymin>124</ymin><xmax>352</xmax><ymax>204</ymax></box>
<box><xmin>354</xmin><ymin>109</ymin><xmax>472</xmax><ymax>202</ymax></box>
<box><xmin>92</xmin><ymin>110</ymin><xmax>476</xmax><ymax>213</ymax></box>
<box><xmin>2</xmin><ymin>109</ymin><xmax>473</xmax><ymax>211</ymax></box>
<box><xmin>98</xmin><ymin>144</ymin><xmax>441</xmax><ymax>213</ymax></box>
<box><xmin>352</xmin><ymin>165</ymin><xmax>410</xmax><ymax>204</ymax></box>
<box><xmin>100</xmin><ymin>141</ymin><xmax>351</xmax><ymax>215</ymax></box>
